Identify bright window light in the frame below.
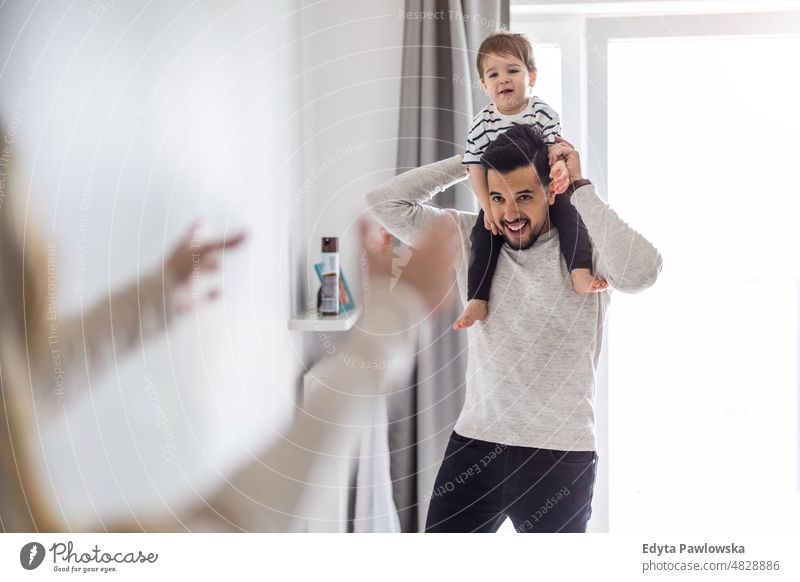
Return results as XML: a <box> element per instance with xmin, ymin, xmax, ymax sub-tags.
<box><xmin>607</xmin><ymin>36</ymin><xmax>800</xmax><ymax>531</ymax></box>
<box><xmin>529</xmin><ymin>44</ymin><xmax>562</xmax><ymax>114</ymax></box>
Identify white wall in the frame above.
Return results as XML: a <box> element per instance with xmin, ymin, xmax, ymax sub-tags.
<box><xmin>0</xmin><ymin>0</ymin><xmax>406</xmax><ymax>529</ymax></box>
<box><xmin>0</xmin><ymin>0</ymin><xmax>310</xmax><ymax>527</ymax></box>
<box><xmin>297</xmin><ymin>0</ymin><xmax>405</xmax><ymax>332</ymax></box>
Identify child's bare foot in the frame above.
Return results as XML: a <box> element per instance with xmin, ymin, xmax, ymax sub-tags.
<box><xmin>453</xmin><ymin>299</ymin><xmax>488</xmax><ymax>329</ymax></box>
<box><xmin>571</xmin><ymin>268</ymin><xmax>608</xmax><ymax>294</ymax></box>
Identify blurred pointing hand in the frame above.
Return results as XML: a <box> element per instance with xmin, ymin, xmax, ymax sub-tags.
<box><xmin>166</xmin><ymin>222</ymin><xmax>247</xmax><ymax>308</ymax></box>
<box><xmin>361</xmin><ymin>215</ymin><xmax>458</xmax><ymax>312</ymax></box>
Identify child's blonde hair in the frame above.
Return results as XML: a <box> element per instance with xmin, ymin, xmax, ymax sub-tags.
<box><xmin>476</xmin><ymin>31</ymin><xmax>536</xmax><ymax>79</ymax></box>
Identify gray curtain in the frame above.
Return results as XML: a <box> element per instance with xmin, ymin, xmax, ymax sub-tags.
<box><xmin>389</xmin><ymin>0</ymin><xmax>509</xmax><ymax>533</ymax></box>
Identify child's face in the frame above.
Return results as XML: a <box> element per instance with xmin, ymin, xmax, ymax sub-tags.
<box><xmin>480</xmin><ymin>52</ymin><xmax>537</xmax><ymax>115</ymax></box>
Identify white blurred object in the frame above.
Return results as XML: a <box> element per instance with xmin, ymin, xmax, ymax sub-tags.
<box><xmin>354</xmin><ymin>399</ymin><xmax>401</xmax><ymax>533</ymax></box>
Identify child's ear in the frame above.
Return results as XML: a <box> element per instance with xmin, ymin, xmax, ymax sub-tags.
<box><xmin>480</xmin><ymin>77</ymin><xmax>489</xmax><ymax>96</ymax></box>
<box><xmin>529</xmin><ymin>69</ymin><xmax>538</xmax><ymax>88</ymax></box>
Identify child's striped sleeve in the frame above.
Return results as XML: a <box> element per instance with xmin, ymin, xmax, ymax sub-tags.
<box><xmin>463</xmin><ymin>112</ymin><xmax>489</xmax><ymax>165</ymax></box>
<box><xmin>532</xmin><ymin>98</ymin><xmax>562</xmax><ymax>145</ymax></box>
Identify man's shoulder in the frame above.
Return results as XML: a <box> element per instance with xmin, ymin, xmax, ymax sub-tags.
<box><xmin>440</xmin><ymin>206</ymin><xmax>476</xmax><ymax>224</ymax></box>
<box><xmin>439</xmin><ymin>208</ymin><xmax>477</xmax><ymax>242</ymax></box>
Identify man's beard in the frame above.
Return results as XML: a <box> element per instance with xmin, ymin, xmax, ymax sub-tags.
<box><xmin>502</xmin><ymin>217</ymin><xmax>548</xmax><ymax>250</ymax></box>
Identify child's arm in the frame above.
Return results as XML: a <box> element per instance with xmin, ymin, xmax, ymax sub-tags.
<box><xmin>463</xmin><ymin>109</ymin><xmax>500</xmax><ymax>234</ymax></box>
<box><xmin>533</xmin><ymin>100</ymin><xmax>571</xmax><ymax>195</ymax></box>
<box><xmin>549</xmin><ymin>157</ymin><xmax>570</xmax><ymax>195</ymax></box>
<box><xmin>467</xmin><ymin>165</ymin><xmax>498</xmax><ymax>235</ymax></box>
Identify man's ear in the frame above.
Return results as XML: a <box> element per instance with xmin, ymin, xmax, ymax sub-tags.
<box><xmin>546</xmin><ymin>184</ymin><xmax>557</xmax><ymax>205</ymax></box>
<box><xmin>529</xmin><ymin>68</ymin><xmax>538</xmax><ymax>88</ymax></box>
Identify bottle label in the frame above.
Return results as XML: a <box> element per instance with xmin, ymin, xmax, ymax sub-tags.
<box><xmin>321</xmin><ymin>274</ymin><xmax>339</xmax><ymax>314</ymax></box>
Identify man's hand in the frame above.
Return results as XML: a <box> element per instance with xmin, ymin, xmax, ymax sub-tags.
<box><xmin>548</xmin><ymin>136</ymin><xmax>583</xmax><ymax>183</ymax></box>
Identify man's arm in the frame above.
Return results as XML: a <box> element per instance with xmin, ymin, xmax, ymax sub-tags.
<box><xmin>365</xmin><ymin>156</ymin><xmax>468</xmax><ymax>245</ymax></box>
<box><xmin>552</xmin><ymin>139</ymin><xmax>662</xmax><ymax>293</ymax></box>
<box><xmin>571</xmin><ymin>184</ymin><xmax>662</xmax><ymax>293</ymax></box>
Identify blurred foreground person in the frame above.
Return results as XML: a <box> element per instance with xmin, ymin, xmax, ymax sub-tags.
<box><xmin>0</xmin><ymin>121</ymin><xmax>242</xmax><ymax>532</ymax></box>
<box><xmin>157</xmin><ymin>220</ymin><xmax>457</xmax><ymax>532</ymax></box>
<box><xmin>0</xmin><ymin>122</ymin><xmax>457</xmax><ymax>531</ymax></box>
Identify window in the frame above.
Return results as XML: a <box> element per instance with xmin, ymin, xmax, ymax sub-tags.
<box><xmin>513</xmin><ymin>3</ymin><xmax>800</xmax><ymax>532</ymax></box>
<box><xmin>607</xmin><ymin>31</ymin><xmax>800</xmax><ymax>532</ymax></box>
<box><xmin>529</xmin><ymin>44</ymin><xmax>563</xmax><ymax>114</ymax></box>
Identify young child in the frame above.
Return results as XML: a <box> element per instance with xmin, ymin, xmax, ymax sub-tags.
<box><xmin>454</xmin><ymin>31</ymin><xmax>607</xmax><ymax>330</ymax></box>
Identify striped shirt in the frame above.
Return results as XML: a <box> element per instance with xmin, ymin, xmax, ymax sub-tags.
<box><xmin>463</xmin><ymin>96</ymin><xmax>561</xmax><ymax>165</ymax></box>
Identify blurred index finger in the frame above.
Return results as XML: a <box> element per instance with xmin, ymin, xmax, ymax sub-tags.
<box><xmin>197</xmin><ymin>231</ymin><xmax>248</xmax><ymax>255</ymax></box>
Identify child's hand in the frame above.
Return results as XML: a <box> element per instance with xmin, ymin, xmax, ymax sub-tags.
<box><xmin>549</xmin><ymin>159</ymin><xmax>570</xmax><ymax>195</ymax></box>
<box><xmin>483</xmin><ymin>206</ymin><xmax>499</xmax><ymax>235</ymax></box>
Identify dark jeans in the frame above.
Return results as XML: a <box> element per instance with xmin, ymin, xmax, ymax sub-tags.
<box><xmin>425</xmin><ymin>431</ymin><xmax>597</xmax><ymax>533</ymax></box>
<box><xmin>468</xmin><ymin>195</ymin><xmax>593</xmax><ymax>301</ymax></box>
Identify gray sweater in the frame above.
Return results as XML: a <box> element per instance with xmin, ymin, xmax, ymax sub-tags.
<box><xmin>365</xmin><ymin>155</ymin><xmax>662</xmax><ymax>451</ymax></box>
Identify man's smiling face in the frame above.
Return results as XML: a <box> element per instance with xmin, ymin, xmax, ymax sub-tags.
<box><xmin>487</xmin><ymin>164</ymin><xmax>551</xmax><ymax>251</ymax></box>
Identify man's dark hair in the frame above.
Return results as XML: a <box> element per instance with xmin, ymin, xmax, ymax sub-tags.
<box><xmin>480</xmin><ymin>123</ymin><xmax>551</xmax><ymax>188</ymax></box>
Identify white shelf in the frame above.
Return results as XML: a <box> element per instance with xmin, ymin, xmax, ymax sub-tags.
<box><xmin>288</xmin><ymin>305</ymin><xmax>362</xmax><ymax>332</ymax></box>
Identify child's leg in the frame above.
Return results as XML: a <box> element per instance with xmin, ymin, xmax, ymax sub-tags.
<box><xmin>454</xmin><ymin>209</ymin><xmax>504</xmax><ymax>329</ymax></box>
<box><xmin>467</xmin><ymin>209</ymin><xmax>504</xmax><ymax>301</ymax></box>
<box><xmin>548</xmin><ymin>195</ymin><xmax>607</xmax><ymax>293</ymax></box>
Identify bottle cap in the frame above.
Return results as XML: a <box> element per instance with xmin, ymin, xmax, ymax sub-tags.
<box><xmin>322</xmin><ymin>237</ymin><xmax>338</xmax><ymax>252</ymax></box>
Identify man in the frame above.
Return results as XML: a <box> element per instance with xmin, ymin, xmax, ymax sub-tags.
<box><xmin>365</xmin><ymin>124</ymin><xmax>662</xmax><ymax>532</ymax></box>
